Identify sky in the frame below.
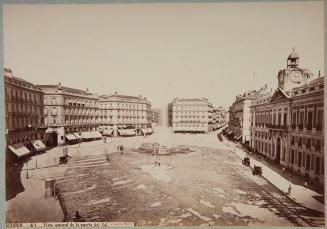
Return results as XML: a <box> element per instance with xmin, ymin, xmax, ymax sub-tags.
<box><xmin>3</xmin><ymin>1</ymin><xmax>324</xmax><ymax>109</ymax></box>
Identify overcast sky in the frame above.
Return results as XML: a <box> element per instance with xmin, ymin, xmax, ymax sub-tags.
<box><xmin>3</xmin><ymin>1</ymin><xmax>324</xmax><ymax>109</ymax></box>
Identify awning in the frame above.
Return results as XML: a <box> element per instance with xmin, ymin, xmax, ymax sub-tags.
<box><xmin>73</xmin><ymin>132</ymin><xmax>82</xmax><ymax>139</ymax></box>
<box><xmin>235</xmin><ymin>135</ymin><xmax>242</xmax><ymax>141</ymax></box>
<box><xmin>31</xmin><ymin>140</ymin><xmax>46</xmax><ymax>151</ymax></box>
<box><xmin>91</xmin><ymin>131</ymin><xmax>102</xmax><ymax>138</ymax></box>
<box><xmin>65</xmin><ymin>134</ymin><xmax>77</xmax><ymax>141</ymax></box>
<box><xmin>8</xmin><ymin>143</ymin><xmax>30</xmax><ymax>158</ymax></box>
<box><xmin>81</xmin><ymin>132</ymin><xmax>93</xmax><ymax>139</ymax></box>
<box><xmin>118</xmin><ymin>129</ymin><xmax>135</xmax><ymax>136</ymax></box>
<box><xmin>103</xmin><ymin>129</ymin><xmax>114</xmax><ymax>136</ymax></box>
<box><xmin>227</xmin><ymin>130</ymin><xmax>234</xmax><ymax>135</ymax></box>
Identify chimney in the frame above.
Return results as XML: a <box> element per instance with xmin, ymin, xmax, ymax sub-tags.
<box><xmin>318</xmin><ymin>71</ymin><xmax>321</xmax><ymax>78</ymax></box>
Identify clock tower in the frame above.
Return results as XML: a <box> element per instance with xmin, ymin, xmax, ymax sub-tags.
<box><xmin>277</xmin><ymin>48</ymin><xmax>313</xmax><ymax>92</ymax></box>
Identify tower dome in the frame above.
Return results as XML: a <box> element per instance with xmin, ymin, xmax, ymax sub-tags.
<box><xmin>288</xmin><ymin>48</ymin><xmax>299</xmax><ymax>60</ymax></box>
<box><xmin>287</xmin><ymin>48</ymin><xmax>299</xmax><ymax>68</ymax></box>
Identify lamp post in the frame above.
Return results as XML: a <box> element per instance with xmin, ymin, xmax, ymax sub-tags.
<box><xmin>26</xmin><ymin>160</ymin><xmax>29</xmax><ymax>179</ymax></box>
<box><xmin>35</xmin><ymin>154</ymin><xmax>38</xmax><ymax>169</ymax></box>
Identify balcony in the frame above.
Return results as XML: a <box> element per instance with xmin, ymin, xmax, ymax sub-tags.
<box><xmin>266</xmin><ymin>124</ymin><xmax>288</xmax><ymax>131</ymax></box>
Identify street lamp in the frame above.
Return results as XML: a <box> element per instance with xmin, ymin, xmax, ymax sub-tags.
<box><xmin>26</xmin><ymin>160</ymin><xmax>29</xmax><ymax>179</ymax></box>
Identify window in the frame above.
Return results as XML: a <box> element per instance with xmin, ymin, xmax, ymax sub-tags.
<box><xmin>298</xmin><ymin>151</ymin><xmax>302</xmax><ymax>167</ymax></box>
<box><xmin>306</xmin><ymin>138</ymin><xmax>311</xmax><ymax>149</ymax></box>
<box><xmin>278</xmin><ymin>113</ymin><xmax>282</xmax><ymax>125</ymax></box>
<box><xmin>307</xmin><ymin>111</ymin><xmax>313</xmax><ymax>130</ymax></box>
<box><xmin>283</xmin><ymin>113</ymin><xmax>287</xmax><ymax>126</ymax></box>
<box><xmin>316</xmin><ymin>139</ymin><xmax>321</xmax><ymax>151</ymax></box>
<box><xmin>282</xmin><ymin>148</ymin><xmax>286</xmax><ymax>161</ymax></box>
<box><xmin>298</xmin><ymin>137</ymin><xmax>302</xmax><ymax>146</ymax></box>
<box><xmin>316</xmin><ymin>110</ymin><xmax>323</xmax><ymax>131</ymax></box>
<box><xmin>299</xmin><ymin>111</ymin><xmax>304</xmax><ymax>129</ymax></box>
<box><xmin>291</xmin><ymin>150</ymin><xmax>295</xmax><ymax>164</ymax></box>
<box><xmin>306</xmin><ymin>154</ymin><xmax>310</xmax><ymax>170</ymax></box>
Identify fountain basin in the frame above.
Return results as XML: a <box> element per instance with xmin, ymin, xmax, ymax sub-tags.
<box><xmin>138</xmin><ymin>143</ymin><xmax>194</xmax><ymax>155</ymax></box>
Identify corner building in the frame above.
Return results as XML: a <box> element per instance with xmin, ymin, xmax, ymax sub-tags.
<box><xmin>4</xmin><ymin>68</ymin><xmax>47</xmax><ymax>159</ymax></box>
<box><xmin>250</xmin><ymin>50</ymin><xmax>324</xmax><ymax>185</ymax></box>
<box><xmin>38</xmin><ymin>83</ymin><xmax>99</xmax><ymax>146</ymax></box>
<box><xmin>98</xmin><ymin>93</ymin><xmax>152</xmax><ymax>136</ymax></box>
<box><xmin>168</xmin><ymin>98</ymin><xmax>213</xmax><ymax>133</ymax></box>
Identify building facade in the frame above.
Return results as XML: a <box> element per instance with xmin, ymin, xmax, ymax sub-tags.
<box><xmin>289</xmin><ymin>77</ymin><xmax>324</xmax><ymax>184</ymax></box>
<box><xmin>98</xmin><ymin>93</ymin><xmax>152</xmax><ymax>135</ymax></box>
<box><xmin>38</xmin><ymin>83</ymin><xmax>99</xmax><ymax>146</ymax></box>
<box><xmin>168</xmin><ymin>98</ymin><xmax>213</xmax><ymax>133</ymax></box>
<box><xmin>250</xmin><ymin>50</ymin><xmax>324</xmax><ymax>184</ymax></box>
<box><xmin>228</xmin><ymin>89</ymin><xmax>265</xmax><ymax>144</ymax></box>
<box><xmin>4</xmin><ymin>68</ymin><xmax>47</xmax><ymax>159</ymax></box>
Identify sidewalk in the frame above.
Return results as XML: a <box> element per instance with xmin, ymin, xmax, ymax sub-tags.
<box><xmin>6</xmin><ymin>170</ymin><xmax>64</xmax><ymax>223</ymax></box>
<box><xmin>222</xmin><ymin>138</ymin><xmax>325</xmax><ymax>213</ymax></box>
<box><xmin>5</xmin><ymin>135</ymin><xmax>157</xmax><ymax>223</ymax></box>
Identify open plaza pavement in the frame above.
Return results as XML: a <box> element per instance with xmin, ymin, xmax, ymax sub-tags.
<box><xmin>5</xmin><ymin>127</ymin><xmax>325</xmax><ymax>226</ymax></box>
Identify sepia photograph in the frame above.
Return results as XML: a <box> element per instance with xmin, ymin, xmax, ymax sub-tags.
<box><xmin>2</xmin><ymin>0</ymin><xmax>325</xmax><ymax>227</ymax></box>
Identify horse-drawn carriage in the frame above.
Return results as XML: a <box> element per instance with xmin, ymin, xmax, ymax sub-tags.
<box><xmin>252</xmin><ymin>165</ymin><xmax>262</xmax><ymax>176</ymax></box>
<box><xmin>59</xmin><ymin>146</ymin><xmax>70</xmax><ymax>164</ymax></box>
<box><xmin>242</xmin><ymin>156</ymin><xmax>250</xmax><ymax>166</ymax></box>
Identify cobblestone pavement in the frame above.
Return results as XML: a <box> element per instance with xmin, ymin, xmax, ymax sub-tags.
<box><xmin>56</xmin><ymin>146</ymin><xmax>325</xmax><ymax>226</ymax></box>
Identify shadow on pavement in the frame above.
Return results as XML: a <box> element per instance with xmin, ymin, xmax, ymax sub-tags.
<box><xmin>6</xmin><ymin>162</ymin><xmax>25</xmax><ymax>201</ymax></box>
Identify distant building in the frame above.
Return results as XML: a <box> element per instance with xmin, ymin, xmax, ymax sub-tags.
<box><xmin>250</xmin><ymin>49</ymin><xmax>324</xmax><ymax>185</ymax></box>
<box><xmin>228</xmin><ymin>87</ymin><xmax>269</xmax><ymax>144</ymax></box>
<box><xmin>168</xmin><ymin>98</ymin><xmax>213</xmax><ymax>133</ymax></box>
<box><xmin>151</xmin><ymin>108</ymin><xmax>162</xmax><ymax>125</ymax></box>
<box><xmin>98</xmin><ymin>92</ymin><xmax>152</xmax><ymax>136</ymax></box>
<box><xmin>213</xmin><ymin>106</ymin><xmax>228</xmax><ymax>130</ymax></box>
<box><xmin>38</xmin><ymin>83</ymin><xmax>100</xmax><ymax>146</ymax></box>
<box><xmin>4</xmin><ymin>68</ymin><xmax>47</xmax><ymax>160</ymax></box>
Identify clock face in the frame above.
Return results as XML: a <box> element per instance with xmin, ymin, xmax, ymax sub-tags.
<box><xmin>289</xmin><ymin>70</ymin><xmax>303</xmax><ymax>83</ymax></box>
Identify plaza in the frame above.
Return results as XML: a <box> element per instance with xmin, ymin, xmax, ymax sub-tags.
<box><xmin>5</xmin><ymin>127</ymin><xmax>325</xmax><ymax>226</ymax></box>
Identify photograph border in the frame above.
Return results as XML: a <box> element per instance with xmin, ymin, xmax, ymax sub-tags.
<box><xmin>0</xmin><ymin>0</ymin><xmax>326</xmax><ymax>228</ymax></box>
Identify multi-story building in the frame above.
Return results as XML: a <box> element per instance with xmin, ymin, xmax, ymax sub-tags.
<box><xmin>228</xmin><ymin>87</ymin><xmax>269</xmax><ymax>144</ymax></box>
<box><xmin>4</xmin><ymin>68</ymin><xmax>47</xmax><ymax>159</ymax></box>
<box><xmin>98</xmin><ymin>92</ymin><xmax>152</xmax><ymax>136</ymax></box>
<box><xmin>168</xmin><ymin>98</ymin><xmax>213</xmax><ymax>133</ymax></box>
<box><xmin>38</xmin><ymin>83</ymin><xmax>100</xmax><ymax>145</ymax></box>
<box><xmin>250</xmin><ymin>49</ymin><xmax>324</xmax><ymax>185</ymax></box>
<box><xmin>289</xmin><ymin>76</ymin><xmax>324</xmax><ymax>184</ymax></box>
<box><xmin>213</xmin><ymin>106</ymin><xmax>228</xmax><ymax>130</ymax></box>
<box><xmin>151</xmin><ymin>108</ymin><xmax>162</xmax><ymax>126</ymax></box>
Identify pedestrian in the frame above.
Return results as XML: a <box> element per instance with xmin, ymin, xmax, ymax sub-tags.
<box><xmin>288</xmin><ymin>184</ymin><xmax>292</xmax><ymax>195</ymax></box>
<box><xmin>74</xmin><ymin>211</ymin><xmax>81</xmax><ymax>221</ymax></box>
<box><xmin>282</xmin><ymin>167</ymin><xmax>286</xmax><ymax>173</ymax></box>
